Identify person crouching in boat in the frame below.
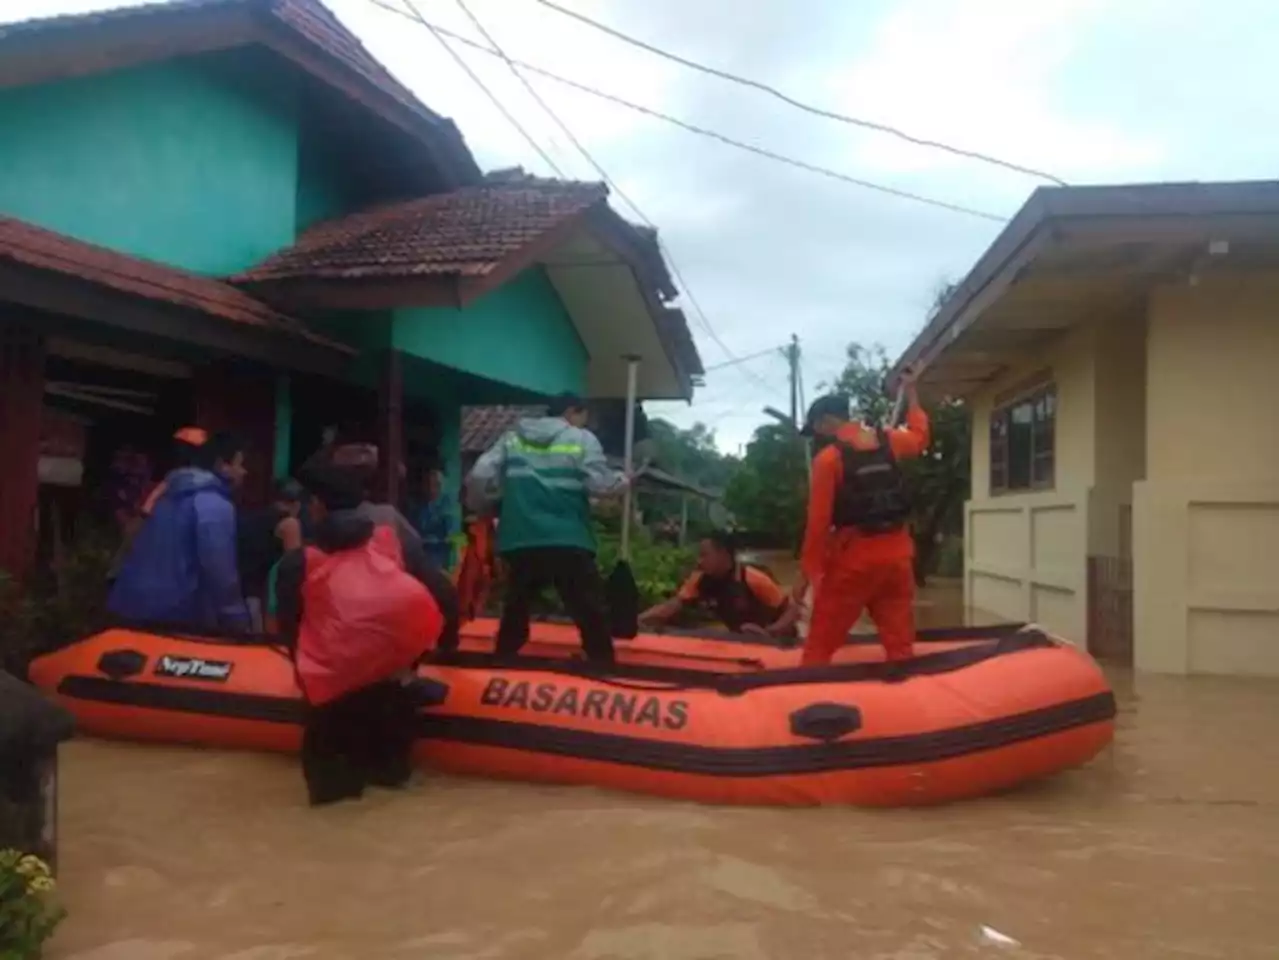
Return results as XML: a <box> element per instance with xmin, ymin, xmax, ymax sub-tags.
<box><xmin>792</xmin><ymin>364</ymin><xmax>929</xmax><ymax>665</ymax></box>
<box><xmin>275</xmin><ymin>466</ymin><xmax>459</xmax><ymax>806</ymax></box>
<box><xmin>464</xmin><ymin>394</ymin><xmax>629</xmax><ymax>665</ymax></box>
<box><xmin>639</xmin><ymin>532</ymin><xmax>799</xmax><ymax>639</ymax></box>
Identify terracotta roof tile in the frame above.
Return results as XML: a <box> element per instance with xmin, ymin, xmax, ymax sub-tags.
<box><xmin>0</xmin><ymin>216</ymin><xmax>347</xmax><ymax>351</ymax></box>
<box><xmin>236</xmin><ymin>180</ymin><xmax>607</xmax><ymax>281</ymax></box>
<box><xmin>460</xmin><ymin>405</ymin><xmax>545</xmax><ymax>453</ymax></box>
<box><xmin>269</xmin><ymin>0</ymin><xmax>435</xmax><ymax>124</ymax></box>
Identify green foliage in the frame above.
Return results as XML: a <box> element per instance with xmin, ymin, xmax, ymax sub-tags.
<box><xmin>722</xmin><ymin>423</ymin><xmax>808</xmax><ymax>549</ymax></box>
<box><xmin>640</xmin><ymin>419</ymin><xmax>737</xmax><ymax>538</ymax></box>
<box><xmin>595</xmin><ymin>530</ymin><xmax>696</xmax><ymax>611</ymax></box>
<box><xmin>0</xmin><ymin>849</ymin><xmax>65</xmax><ymax>959</ymax></box>
<box><xmin>483</xmin><ymin>523</ymin><xmax>696</xmax><ymax>617</ymax></box>
<box><xmin>0</xmin><ymin>529</ymin><xmax>115</xmax><ymax>677</ymax></box>
<box><xmin>645</xmin><ymin>419</ymin><xmax>736</xmax><ymax>491</ymax></box>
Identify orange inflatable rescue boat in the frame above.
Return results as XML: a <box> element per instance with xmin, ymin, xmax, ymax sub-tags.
<box><xmin>29</xmin><ymin>619</ymin><xmax>1115</xmax><ymax>807</ymax></box>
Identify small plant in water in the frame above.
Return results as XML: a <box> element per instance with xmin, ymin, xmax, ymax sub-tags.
<box><xmin>0</xmin><ymin>848</ymin><xmax>65</xmax><ymax>959</ymax></box>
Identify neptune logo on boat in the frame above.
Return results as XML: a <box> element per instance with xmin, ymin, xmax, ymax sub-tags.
<box><xmin>154</xmin><ymin>655</ymin><xmax>234</xmax><ymax>683</ymax></box>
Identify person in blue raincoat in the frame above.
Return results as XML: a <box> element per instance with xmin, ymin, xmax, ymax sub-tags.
<box><xmin>107</xmin><ymin>431</ymin><xmax>251</xmax><ymax>633</ymax></box>
<box><xmin>410</xmin><ymin>468</ymin><xmax>455</xmax><ymax>571</ymax></box>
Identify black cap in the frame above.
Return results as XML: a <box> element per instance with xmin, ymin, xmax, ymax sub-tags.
<box><xmin>547</xmin><ymin>392</ymin><xmax>588</xmax><ymax>417</ymax></box>
<box><xmin>298</xmin><ymin>464</ymin><xmax>364</xmax><ymax>511</ymax></box>
<box><xmin>799</xmin><ymin>394</ymin><xmax>851</xmax><ymax>436</ymax></box>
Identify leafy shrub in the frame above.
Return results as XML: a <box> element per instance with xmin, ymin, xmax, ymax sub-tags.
<box><xmin>0</xmin><ymin>849</ymin><xmax>65</xmax><ymax>959</ymax></box>
<box><xmin>594</xmin><ymin>530</ymin><xmax>696</xmax><ymax>611</ymax></box>
<box><xmin>0</xmin><ymin>529</ymin><xmax>115</xmax><ymax>677</ymax></box>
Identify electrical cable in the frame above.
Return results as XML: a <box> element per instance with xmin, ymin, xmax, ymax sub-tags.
<box><xmin>533</xmin><ymin>0</ymin><xmax>1068</xmax><ymax>186</ymax></box>
<box><xmin>365</xmin><ymin>0</ymin><xmax>1007</xmax><ymax>222</ymax></box>
<box><xmin>398</xmin><ymin>0</ymin><xmax>566</xmax><ymax>177</ymax></box>
<box><xmin>439</xmin><ymin>0</ymin><xmax>778</xmax><ymax>393</ymax></box>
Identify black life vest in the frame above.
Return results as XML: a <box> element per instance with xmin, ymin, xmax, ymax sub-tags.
<box><xmin>695</xmin><ymin>565</ymin><xmax>785</xmax><ymax>632</ymax></box>
<box><xmin>831</xmin><ymin>428</ymin><xmax>911</xmax><ymax>534</ymax></box>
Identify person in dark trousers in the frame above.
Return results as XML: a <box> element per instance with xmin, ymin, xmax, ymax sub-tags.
<box><xmin>236</xmin><ymin>479</ymin><xmax>305</xmax><ymax>632</ymax></box>
<box><xmin>276</xmin><ymin>466</ymin><xmax>460</xmax><ymax>806</ymax></box>
<box><xmin>107</xmin><ymin>430</ymin><xmax>250</xmax><ymax>633</ymax></box>
<box><xmin>464</xmin><ymin>394</ymin><xmax>629</xmax><ymax>664</ymax></box>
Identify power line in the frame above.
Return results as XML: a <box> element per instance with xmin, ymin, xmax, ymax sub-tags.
<box><xmin>534</xmin><ymin>0</ymin><xmax>1068</xmax><ymax>187</ymax></box>
<box><xmin>398</xmin><ymin>0</ymin><xmax>565</xmax><ymax>177</ymax></box>
<box><xmin>702</xmin><ymin>343</ymin><xmax>790</xmax><ymax>372</ymax></box>
<box><xmin>428</xmin><ymin>0</ymin><xmax>776</xmax><ymax>394</ymax></box>
<box><xmin>663</xmin><ymin>250</ymin><xmax>776</xmax><ymax>392</ymax></box>
<box><xmin>453</xmin><ymin>0</ymin><xmax>644</xmax><ymax>222</ymax></box>
<box><xmin>365</xmin><ymin>0</ymin><xmax>1006</xmax><ymax>222</ymax></box>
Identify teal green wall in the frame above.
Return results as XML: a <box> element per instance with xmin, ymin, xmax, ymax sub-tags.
<box><xmin>273</xmin><ymin>375</ymin><xmax>293</xmax><ymax>480</ymax></box>
<box><xmin>0</xmin><ymin>50</ymin><xmax>300</xmax><ymax>275</ymax></box>
<box><xmin>392</xmin><ymin>268</ymin><xmax>588</xmax><ymax>397</ymax></box>
<box><xmin>295</xmin><ymin>137</ymin><xmax>351</xmax><ymax>234</ymax></box>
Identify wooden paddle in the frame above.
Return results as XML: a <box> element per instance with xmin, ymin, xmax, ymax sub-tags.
<box><xmin>606</xmin><ymin>356</ymin><xmax>643</xmax><ymax>638</ymax></box>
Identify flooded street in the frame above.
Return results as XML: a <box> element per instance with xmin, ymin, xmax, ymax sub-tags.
<box><xmin>46</xmin><ymin>580</ymin><xmax>1277</xmax><ymax>959</ymax></box>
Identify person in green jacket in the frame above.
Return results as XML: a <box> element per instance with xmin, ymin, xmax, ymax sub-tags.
<box><xmin>465</xmin><ymin>394</ymin><xmax>629</xmax><ymax>664</ymax></box>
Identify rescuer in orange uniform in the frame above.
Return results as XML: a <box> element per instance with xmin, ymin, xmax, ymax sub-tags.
<box><xmin>792</xmin><ymin>365</ymin><xmax>929</xmax><ymax>665</ymax></box>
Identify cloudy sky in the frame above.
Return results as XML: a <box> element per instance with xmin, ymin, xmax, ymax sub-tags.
<box><xmin>9</xmin><ymin>0</ymin><xmax>1279</xmax><ymax>452</ymax></box>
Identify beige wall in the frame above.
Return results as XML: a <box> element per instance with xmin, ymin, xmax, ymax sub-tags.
<box><xmin>965</xmin><ymin>323</ymin><xmax>1100</xmax><ymax>642</ymax></box>
<box><xmin>1134</xmin><ymin>271</ymin><xmax>1278</xmax><ymax>677</ymax></box>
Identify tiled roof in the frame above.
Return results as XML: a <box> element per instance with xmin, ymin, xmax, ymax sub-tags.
<box><xmin>0</xmin><ymin>216</ymin><xmax>346</xmax><ymax>351</ymax></box>
<box><xmin>270</xmin><ymin>0</ymin><xmax>462</xmax><ymax>145</ymax></box>
<box><xmin>235</xmin><ymin>180</ymin><xmax>607</xmax><ymax>282</ymax></box>
<box><xmin>0</xmin><ymin>0</ymin><xmax>479</xmax><ymax>184</ymax></box>
<box><xmin>460</xmin><ymin>405</ymin><xmax>545</xmax><ymax>453</ymax></box>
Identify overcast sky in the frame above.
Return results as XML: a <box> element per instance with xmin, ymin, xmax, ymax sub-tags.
<box><xmin>9</xmin><ymin>0</ymin><xmax>1279</xmax><ymax>452</ymax></box>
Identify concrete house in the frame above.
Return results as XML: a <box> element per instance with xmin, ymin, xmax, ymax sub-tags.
<box><xmin>892</xmin><ymin>180</ymin><xmax>1277</xmax><ymax>678</ymax></box>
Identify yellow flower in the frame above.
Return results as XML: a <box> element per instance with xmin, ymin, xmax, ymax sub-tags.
<box><xmin>27</xmin><ymin>875</ymin><xmax>57</xmax><ymax>894</ymax></box>
<box><xmin>16</xmin><ymin>854</ymin><xmax>51</xmax><ymax>879</ymax></box>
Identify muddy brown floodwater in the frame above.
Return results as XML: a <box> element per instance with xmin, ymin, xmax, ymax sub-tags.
<box><xmin>47</xmin><ymin>579</ymin><xmax>1278</xmax><ymax>960</ymax></box>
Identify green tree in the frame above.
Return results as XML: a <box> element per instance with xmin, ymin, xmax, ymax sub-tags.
<box><xmin>639</xmin><ymin>418</ymin><xmax>738</xmax><ymax>536</ymax></box>
<box><xmin>645</xmin><ymin>418</ymin><xmax>736</xmax><ymax>492</ymax></box>
<box><xmin>722</xmin><ymin>422</ymin><xmax>808</xmax><ymax>547</ymax></box>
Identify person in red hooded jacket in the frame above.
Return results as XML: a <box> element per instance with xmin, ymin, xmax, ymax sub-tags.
<box><xmin>276</xmin><ymin>465</ymin><xmax>458</xmax><ymax>806</ymax></box>
<box><xmin>792</xmin><ymin>364</ymin><xmax>929</xmax><ymax>666</ymax></box>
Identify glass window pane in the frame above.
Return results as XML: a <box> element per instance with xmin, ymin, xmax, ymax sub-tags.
<box><xmin>1007</xmin><ymin>400</ymin><xmax>1032</xmax><ymax>489</ymax></box>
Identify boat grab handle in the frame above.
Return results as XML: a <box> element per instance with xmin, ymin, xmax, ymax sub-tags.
<box><xmin>789</xmin><ymin>702</ymin><xmax>863</xmax><ymax>742</ymax></box>
<box><xmin>97</xmin><ymin>649</ymin><xmax>148</xmax><ymax>680</ymax></box>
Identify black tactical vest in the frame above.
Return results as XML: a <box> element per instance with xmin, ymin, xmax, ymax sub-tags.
<box><xmin>830</xmin><ymin>428</ymin><xmax>911</xmax><ymax>534</ymax></box>
<box><xmin>696</xmin><ymin>566</ymin><xmax>785</xmax><ymax>632</ymax></box>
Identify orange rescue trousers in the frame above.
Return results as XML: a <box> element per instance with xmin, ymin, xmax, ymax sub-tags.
<box><xmin>802</xmin><ymin>556</ymin><xmax>916</xmax><ymax>665</ymax></box>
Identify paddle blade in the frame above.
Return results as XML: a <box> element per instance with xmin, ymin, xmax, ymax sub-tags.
<box><xmin>606</xmin><ymin>559</ymin><xmax>640</xmax><ymax>639</ymax></box>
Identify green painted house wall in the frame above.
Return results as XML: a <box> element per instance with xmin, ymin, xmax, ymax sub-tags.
<box><xmin>391</xmin><ymin>267</ymin><xmax>588</xmax><ymax>398</ymax></box>
<box><xmin>0</xmin><ymin>49</ymin><xmax>309</xmax><ymax>275</ymax></box>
